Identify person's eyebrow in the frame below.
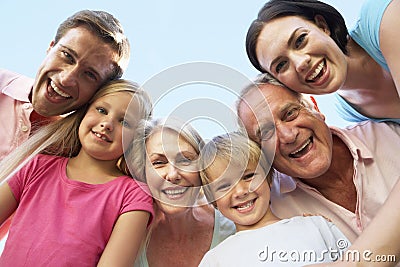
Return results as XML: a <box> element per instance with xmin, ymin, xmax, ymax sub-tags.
<box><xmin>148</xmin><ymin>153</ymin><xmax>164</xmax><ymax>158</ymax></box>
<box><xmin>269</xmin><ymin>27</ymin><xmax>302</xmax><ymax>71</ymax></box>
<box><xmin>177</xmin><ymin>151</ymin><xmax>198</xmax><ymax>159</ymax></box>
<box><xmin>59</xmin><ymin>44</ymin><xmax>101</xmax><ymax>79</ymax></box>
<box><xmin>269</xmin><ymin>57</ymin><xmax>282</xmax><ymax>72</ymax></box>
<box><xmin>60</xmin><ymin>44</ymin><xmax>78</xmax><ymax>58</ymax></box>
<box><xmin>287</xmin><ymin>27</ymin><xmax>302</xmax><ymax>47</ymax></box>
<box><xmin>280</xmin><ymin>103</ymin><xmax>295</xmax><ymax>115</ymax></box>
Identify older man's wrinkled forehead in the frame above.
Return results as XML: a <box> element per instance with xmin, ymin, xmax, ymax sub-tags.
<box><xmin>244</xmin><ymin>83</ymin><xmax>302</xmax><ymax>112</ymax></box>
<box><xmin>238</xmin><ymin>83</ymin><xmax>301</xmax><ymax>141</ymax></box>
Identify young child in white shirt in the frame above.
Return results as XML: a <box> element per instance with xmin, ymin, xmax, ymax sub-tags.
<box><xmin>199</xmin><ymin>132</ymin><xmax>349</xmax><ymax>266</ymax></box>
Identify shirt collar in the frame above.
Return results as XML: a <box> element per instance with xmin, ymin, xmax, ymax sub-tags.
<box><xmin>329</xmin><ymin>126</ymin><xmax>373</xmax><ymax>160</ymax></box>
<box><xmin>3</xmin><ymin>75</ymin><xmax>34</xmax><ymax>102</ymax></box>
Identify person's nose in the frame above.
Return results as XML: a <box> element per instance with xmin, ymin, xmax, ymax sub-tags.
<box><xmin>59</xmin><ymin>66</ymin><xmax>79</xmax><ymax>87</ymax></box>
<box><xmin>292</xmin><ymin>53</ymin><xmax>311</xmax><ymax>73</ymax></box>
<box><xmin>100</xmin><ymin>117</ymin><xmax>114</xmax><ymax>132</ymax></box>
<box><xmin>276</xmin><ymin>122</ymin><xmax>298</xmax><ymax>144</ymax></box>
<box><xmin>232</xmin><ymin>180</ymin><xmax>249</xmax><ymax>199</ymax></box>
<box><xmin>165</xmin><ymin>163</ymin><xmax>181</xmax><ymax>184</ymax></box>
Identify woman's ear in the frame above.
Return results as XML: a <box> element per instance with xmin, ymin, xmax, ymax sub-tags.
<box><xmin>314</xmin><ymin>14</ymin><xmax>330</xmax><ymax>35</ymax></box>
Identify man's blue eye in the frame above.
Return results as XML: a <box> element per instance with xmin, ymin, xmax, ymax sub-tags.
<box><xmin>62</xmin><ymin>51</ymin><xmax>74</xmax><ymax>63</ymax></box>
<box><xmin>285</xmin><ymin>107</ymin><xmax>301</xmax><ymax>121</ymax></box>
<box><xmin>85</xmin><ymin>71</ymin><xmax>97</xmax><ymax>81</ymax></box>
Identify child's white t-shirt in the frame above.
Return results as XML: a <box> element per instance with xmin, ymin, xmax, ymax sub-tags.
<box><xmin>199</xmin><ymin>215</ymin><xmax>350</xmax><ymax>266</ymax></box>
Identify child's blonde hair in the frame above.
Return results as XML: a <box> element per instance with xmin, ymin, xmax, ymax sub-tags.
<box><xmin>0</xmin><ymin>79</ymin><xmax>152</xmax><ymax>183</ymax></box>
<box><xmin>199</xmin><ymin>131</ymin><xmax>273</xmax><ymax>206</ymax></box>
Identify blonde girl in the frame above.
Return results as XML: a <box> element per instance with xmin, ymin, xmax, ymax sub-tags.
<box><xmin>0</xmin><ymin>79</ymin><xmax>154</xmax><ymax>267</ymax></box>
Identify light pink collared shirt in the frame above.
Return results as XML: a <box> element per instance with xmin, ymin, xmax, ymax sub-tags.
<box><xmin>271</xmin><ymin>121</ymin><xmax>400</xmax><ymax>242</ymax></box>
<box><xmin>0</xmin><ymin>69</ymin><xmax>34</xmax><ymax>160</ymax></box>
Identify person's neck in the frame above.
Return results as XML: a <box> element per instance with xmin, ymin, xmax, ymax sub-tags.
<box><xmin>235</xmin><ymin>208</ymin><xmax>280</xmax><ymax>232</ymax></box>
<box><xmin>300</xmin><ymin>135</ymin><xmax>357</xmax><ymax>212</ymax></box>
<box><xmin>67</xmin><ymin>151</ymin><xmax>121</xmax><ymax>184</ymax></box>
<box><xmin>29</xmin><ymin>89</ymin><xmax>61</xmax><ymax>126</ymax></box>
<box><xmin>30</xmin><ymin>110</ymin><xmax>60</xmax><ymax>130</ymax></box>
<box><xmin>338</xmin><ymin>38</ymin><xmax>400</xmax><ymax>119</ymax></box>
<box><xmin>341</xmin><ymin>38</ymin><xmax>376</xmax><ymax>91</ymax></box>
<box><xmin>339</xmin><ymin>38</ymin><xmax>394</xmax><ymax>100</ymax></box>
<box><xmin>147</xmin><ymin>205</ymin><xmax>214</xmax><ymax>267</ymax></box>
<box><xmin>153</xmin><ymin>205</ymin><xmax>213</xmax><ymax>240</ymax></box>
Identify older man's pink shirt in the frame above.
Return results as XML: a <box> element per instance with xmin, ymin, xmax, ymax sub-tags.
<box><xmin>271</xmin><ymin>121</ymin><xmax>400</xmax><ymax>242</ymax></box>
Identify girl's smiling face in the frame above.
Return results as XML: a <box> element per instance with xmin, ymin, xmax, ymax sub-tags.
<box><xmin>78</xmin><ymin>91</ymin><xmax>135</xmax><ymax>162</ymax></box>
<box><xmin>256</xmin><ymin>15</ymin><xmax>347</xmax><ymax>95</ymax></box>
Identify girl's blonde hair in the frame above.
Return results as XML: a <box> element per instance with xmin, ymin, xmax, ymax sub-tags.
<box><xmin>199</xmin><ymin>131</ymin><xmax>273</xmax><ymax>206</ymax></box>
<box><xmin>0</xmin><ymin>79</ymin><xmax>152</xmax><ymax>183</ymax></box>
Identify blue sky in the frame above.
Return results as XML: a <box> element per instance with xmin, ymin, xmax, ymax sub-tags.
<box><xmin>1</xmin><ymin>1</ymin><xmax>364</xmax><ymax>140</ymax></box>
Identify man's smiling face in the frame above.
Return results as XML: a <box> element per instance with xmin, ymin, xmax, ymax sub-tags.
<box><xmin>239</xmin><ymin>84</ymin><xmax>333</xmax><ymax>179</ymax></box>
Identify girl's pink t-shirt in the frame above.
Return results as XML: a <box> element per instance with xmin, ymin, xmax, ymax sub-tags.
<box><xmin>1</xmin><ymin>154</ymin><xmax>153</xmax><ymax>266</ymax></box>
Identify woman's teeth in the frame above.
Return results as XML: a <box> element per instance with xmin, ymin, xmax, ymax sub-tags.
<box><xmin>163</xmin><ymin>188</ymin><xmax>187</xmax><ymax>196</ymax></box>
<box><xmin>307</xmin><ymin>61</ymin><xmax>325</xmax><ymax>81</ymax></box>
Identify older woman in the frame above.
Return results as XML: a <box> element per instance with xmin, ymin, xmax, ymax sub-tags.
<box><xmin>130</xmin><ymin>118</ymin><xmax>235</xmax><ymax>267</ymax></box>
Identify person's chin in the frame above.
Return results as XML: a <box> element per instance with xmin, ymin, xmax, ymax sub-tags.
<box><xmin>294</xmin><ymin>164</ymin><xmax>329</xmax><ymax>179</ymax></box>
<box><xmin>156</xmin><ymin>200</ymin><xmax>189</xmax><ymax>215</ymax></box>
<box><xmin>32</xmin><ymin>99</ymin><xmax>52</xmax><ymax>117</ymax></box>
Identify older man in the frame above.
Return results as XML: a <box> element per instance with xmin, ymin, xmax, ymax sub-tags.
<box><xmin>237</xmin><ymin>74</ymin><xmax>400</xmax><ymax>242</ymax></box>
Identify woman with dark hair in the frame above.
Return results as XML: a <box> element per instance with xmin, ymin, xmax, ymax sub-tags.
<box><xmin>246</xmin><ymin>0</ymin><xmax>400</xmax><ymax>124</ymax></box>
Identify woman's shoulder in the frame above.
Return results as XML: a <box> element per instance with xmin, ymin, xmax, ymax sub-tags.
<box><xmin>349</xmin><ymin>0</ymin><xmax>392</xmax><ymax>70</ymax></box>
